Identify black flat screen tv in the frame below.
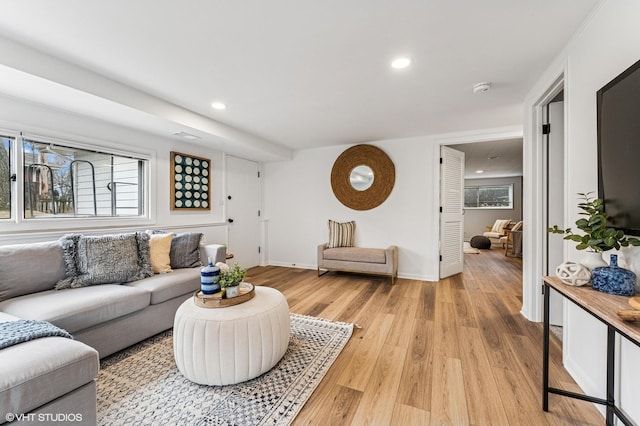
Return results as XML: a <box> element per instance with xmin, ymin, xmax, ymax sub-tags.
<box><xmin>597</xmin><ymin>58</ymin><xmax>640</xmax><ymax>236</ymax></box>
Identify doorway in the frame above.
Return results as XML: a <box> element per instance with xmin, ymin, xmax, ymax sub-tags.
<box><xmin>521</xmin><ymin>74</ymin><xmax>565</xmax><ymax>323</ymax></box>
<box><xmin>544</xmin><ymin>91</ymin><xmax>565</xmax><ymax>327</ymax></box>
<box><xmin>436</xmin><ymin>128</ymin><xmax>524</xmax><ymax>280</ymax></box>
<box><xmin>450</xmin><ymin>139</ymin><xmax>523</xmax><ymax>247</ymax></box>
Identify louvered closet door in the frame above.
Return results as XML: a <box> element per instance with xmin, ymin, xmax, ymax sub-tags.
<box><xmin>440</xmin><ymin>146</ymin><xmax>465</xmax><ymax>278</ymax></box>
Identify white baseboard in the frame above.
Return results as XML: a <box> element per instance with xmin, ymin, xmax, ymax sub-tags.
<box><xmin>264</xmin><ymin>261</ymin><xmax>434</xmax><ymax>282</ymax></box>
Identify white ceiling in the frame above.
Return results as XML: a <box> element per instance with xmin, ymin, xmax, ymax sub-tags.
<box><xmin>451</xmin><ymin>139</ymin><xmax>523</xmax><ymax>179</ymax></box>
<box><xmin>0</xmin><ymin>1</ymin><xmax>599</xmax><ymax>161</ymax></box>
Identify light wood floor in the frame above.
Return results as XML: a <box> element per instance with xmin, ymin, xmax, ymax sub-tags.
<box><xmin>246</xmin><ymin>248</ymin><xmax>603</xmax><ymax>425</ymax></box>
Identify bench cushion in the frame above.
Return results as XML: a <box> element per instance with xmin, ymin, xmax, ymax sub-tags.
<box><xmin>0</xmin><ymin>285</ymin><xmax>150</xmax><ymax>334</ymax></box>
<box><xmin>324</xmin><ymin>247</ymin><xmax>386</xmax><ymax>264</ymax></box>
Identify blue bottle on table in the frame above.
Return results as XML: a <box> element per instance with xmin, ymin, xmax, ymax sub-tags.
<box><xmin>592</xmin><ymin>254</ymin><xmax>636</xmax><ymax>296</ymax></box>
<box><xmin>200</xmin><ymin>257</ymin><xmax>220</xmax><ymax>294</ymax></box>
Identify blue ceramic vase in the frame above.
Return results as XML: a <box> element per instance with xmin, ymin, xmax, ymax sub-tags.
<box><xmin>591</xmin><ymin>254</ymin><xmax>636</xmax><ymax>296</ymax></box>
<box><xmin>200</xmin><ymin>257</ymin><xmax>221</xmax><ymax>295</ymax></box>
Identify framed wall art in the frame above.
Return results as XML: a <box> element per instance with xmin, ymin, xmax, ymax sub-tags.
<box><xmin>170</xmin><ymin>151</ymin><xmax>211</xmax><ymax>210</ymax></box>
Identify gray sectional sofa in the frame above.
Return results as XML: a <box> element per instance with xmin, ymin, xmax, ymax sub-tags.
<box><xmin>0</xmin><ymin>234</ymin><xmax>226</xmax><ymax>424</ymax></box>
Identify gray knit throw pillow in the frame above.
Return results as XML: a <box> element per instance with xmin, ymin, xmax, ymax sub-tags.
<box><xmin>56</xmin><ymin>232</ymin><xmax>152</xmax><ymax>289</ymax></box>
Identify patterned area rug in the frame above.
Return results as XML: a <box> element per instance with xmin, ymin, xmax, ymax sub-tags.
<box><xmin>97</xmin><ymin>314</ymin><xmax>353</xmax><ymax>425</ymax></box>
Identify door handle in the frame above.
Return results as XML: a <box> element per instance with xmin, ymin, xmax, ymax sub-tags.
<box><xmin>228</xmin><ymin>218</ymin><xmax>234</xmax><ymax>223</ymax></box>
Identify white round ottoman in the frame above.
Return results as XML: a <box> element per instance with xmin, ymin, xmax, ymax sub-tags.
<box><xmin>173</xmin><ymin>286</ymin><xmax>290</xmax><ymax>386</ymax></box>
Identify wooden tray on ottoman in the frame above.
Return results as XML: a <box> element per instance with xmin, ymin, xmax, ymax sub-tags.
<box><xmin>194</xmin><ymin>282</ymin><xmax>255</xmax><ymax>308</ymax></box>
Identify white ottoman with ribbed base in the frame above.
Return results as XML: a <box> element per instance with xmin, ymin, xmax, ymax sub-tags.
<box><xmin>173</xmin><ymin>286</ymin><xmax>290</xmax><ymax>386</ymax></box>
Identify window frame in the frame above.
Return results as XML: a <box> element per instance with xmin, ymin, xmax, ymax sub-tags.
<box><xmin>0</xmin><ymin>130</ymin><xmax>155</xmax><ymax>233</ymax></box>
<box><xmin>0</xmin><ymin>134</ymin><xmax>13</xmax><ymax>220</ymax></box>
<box><xmin>464</xmin><ymin>183</ymin><xmax>514</xmax><ymax>210</ymax></box>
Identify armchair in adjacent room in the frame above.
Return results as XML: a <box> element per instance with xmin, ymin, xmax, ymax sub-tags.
<box><xmin>483</xmin><ymin>219</ymin><xmax>513</xmax><ymax>247</ymax></box>
<box><xmin>501</xmin><ymin>221</ymin><xmax>523</xmax><ymax>257</ymax></box>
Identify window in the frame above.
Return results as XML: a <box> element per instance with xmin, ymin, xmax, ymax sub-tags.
<box><xmin>464</xmin><ymin>184</ymin><xmax>513</xmax><ymax>209</ymax></box>
<box><xmin>0</xmin><ymin>136</ymin><xmax>11</xmax><ymax>219</ymax></box>
<box><xmin>20</xmin><ymin>140</ymin><xmax>146</xmax><ymax>219</ymax></box>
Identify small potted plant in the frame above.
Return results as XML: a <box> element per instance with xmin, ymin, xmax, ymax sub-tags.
<box><xmin>548</xmin><ymin>192</ymin><xmax>640</xmax><ymax>270</ymax></box>
<box><xmin>215</xmin><ymin>262</ymin><xmax>247</xmax><ymax>298</ymax></box>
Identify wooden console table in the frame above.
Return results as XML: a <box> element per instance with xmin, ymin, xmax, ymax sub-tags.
<box><xmin>543</xmin><ymin>276</ymin><xmax>640</xmax><ymax>425</ymax></box>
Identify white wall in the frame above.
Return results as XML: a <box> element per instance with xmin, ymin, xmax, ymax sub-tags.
<box><xmin>0</xmin><ymin>94</ymin><xmax>229</xmax><ymax>246</ymax></box>
<box><xmin>463</xmin><ymin>176</ymin><xmax>522</xmax><ymax>241</ymax></box>
<box><xmin>524</xmin><ymin>0</ymin><xmax>640</xmax><ymax>421</ymax></box>
<box><xmin>263</xmin><ymin>136</ymin><xmax>440</xmax><ymax>281</ymax></box>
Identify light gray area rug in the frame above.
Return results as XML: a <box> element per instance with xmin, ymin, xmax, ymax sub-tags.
<box><xmin>463</xmin><ymin>241</ymin><xmax>480</xmax><ymax>254</ymax></box>
<box><xmin>97</xmin><ymin>314</ymin><xmax>353</xmax><ymax>425</ymax></box>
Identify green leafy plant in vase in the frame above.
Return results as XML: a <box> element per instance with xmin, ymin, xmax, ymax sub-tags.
<box><xmin>548</xmin><ymin>192</ymin><xmax>640</xmax><ymax>270</ymax></box>
<box><xmin>215</xmin><ymin>262</ymin><xmax>247</xmax><ymax>298</ymax></box>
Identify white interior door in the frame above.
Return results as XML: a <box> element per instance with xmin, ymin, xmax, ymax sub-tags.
<box><xmin>440</xmin><ymin>146</ymin><xmax>465</xmax><ymax>278</ymax></box>
<box><xmin>226</xmin><ymin>156</ymin><xmax>260</xmax><ymax>268</ymax></box>
<box><xmin>546</xmin><ymin>100</ymin><xmax>565</xmax><ymax>326</ymax></box>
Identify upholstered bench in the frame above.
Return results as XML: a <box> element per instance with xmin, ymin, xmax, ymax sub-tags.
<box><xmin>317</xmin><ymin>244</ymin><xmax>398</xmax><ymax>284</ymax></box>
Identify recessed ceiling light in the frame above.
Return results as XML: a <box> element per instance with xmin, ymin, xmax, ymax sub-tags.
<box><xmin>475</xmin><ymin>170</ymin><xmax>485</xmax><ymax>174</ymax></box>
<box><xmin>211</xmin><ymin>102</ymin><xmax>227</xmax><ymax>110</ymax></box>
<box><xmin>391</xmin><ymin>57</ymin><xmax>412</xmax><ymax>69</ymax></box>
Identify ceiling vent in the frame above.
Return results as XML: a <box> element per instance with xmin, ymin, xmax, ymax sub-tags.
<box><xmin>173</xmin><ymin>131</ymin><xmax>201</xmax><ymax>140</ymax></box>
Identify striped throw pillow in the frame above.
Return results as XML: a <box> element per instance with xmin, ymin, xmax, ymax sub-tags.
<box><xmin>491</xmin><ymin>219</ymin><xmax>512</xmax><ymax>234</ymax></box>
<box><xmin>327</xmin><ymin>220</ymin><xmax>356</xmax><ymax>248</ymax></box>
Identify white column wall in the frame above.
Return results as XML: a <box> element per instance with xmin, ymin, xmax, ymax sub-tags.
<box><xmin>524</xmin><ymin>1</ymin><xmax>640</xmax><ymax>421</ymax></box>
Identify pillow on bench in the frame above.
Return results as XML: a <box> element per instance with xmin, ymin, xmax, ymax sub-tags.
<box><xmin>327</xmin><ymin>220</ymin><xmax>356</xmax><ymax>248</ymax></box>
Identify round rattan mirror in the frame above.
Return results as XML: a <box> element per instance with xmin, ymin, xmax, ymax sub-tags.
<box><xmin>331</xmin><ymin>144</ymin><xmax>395</xmax><ymax>210</ymax></box>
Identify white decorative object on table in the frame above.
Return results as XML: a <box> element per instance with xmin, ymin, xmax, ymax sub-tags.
<box><xmin>621</xmin><ymin>246</ymin><xmax>640</xmax><ymax>282</ymax></box>
<box><xmin>579</xmin><ymin>251</ymin><xmax>607</xmax><ymax>271</ymax></box>
<box><xmin>555</xmin><ymin>261</ymin><xmax>591</xmax><ymax>286</ymax></box>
